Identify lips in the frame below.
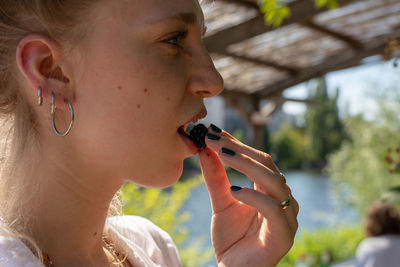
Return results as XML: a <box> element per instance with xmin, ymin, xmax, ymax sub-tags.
<box><xmin>183</xmin><ymin>108</ymin><xmax>207</xmax><ymax>128</ymax></box>
<box><xmin>178</xmin><ymin>125</ymin><xmax>189</xmax><ymax>137</ymax></box>
<box><xmin>178</xmin><ymin>125</ymin><xmax>199</xmax><ymax>154</ymax></box>
<box><xmin>177</xmin><ymin>107</ymin><xmax>207</xmax><ymax>154</ymax></box>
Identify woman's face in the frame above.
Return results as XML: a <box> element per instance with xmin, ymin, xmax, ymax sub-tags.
<box><xmin>71</xmin><ymin>0</ymin><xmax>223</xmax><ymax>187</ymax></box>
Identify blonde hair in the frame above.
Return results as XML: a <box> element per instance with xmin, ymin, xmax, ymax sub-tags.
<box><xmin>0</xmin><ymin>0</ymin><xmax>123</xmax><ymax>263</ymax></box>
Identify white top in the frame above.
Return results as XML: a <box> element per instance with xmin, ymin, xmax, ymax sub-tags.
<box><xmin>0</xmin><ymin>215</ymin><xmax>182</xmax><ymax>267</ymax></box>
<box><xmin>355</xmin><ymin>234</ymin><xmax>400</xmax><ymax>267</ymax></box>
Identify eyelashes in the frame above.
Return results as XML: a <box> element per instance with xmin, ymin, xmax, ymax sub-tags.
<box><xmin>163</xmin><ymin>30</ymin><xmax>188</xmax><ymax>49</ymax></box>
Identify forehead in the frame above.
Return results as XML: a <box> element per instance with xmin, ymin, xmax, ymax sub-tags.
<box><xmin>96</xmin><ymin>0</ymin><xmax>205</xmax><ymax>29</ymax></box>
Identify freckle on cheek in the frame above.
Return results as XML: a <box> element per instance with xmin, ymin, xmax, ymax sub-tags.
<box><xmin>166</xmin><ymin>97</ymin><xmax>170</xmax><ymax>101</ymax></box>
<box><xmin>117</xmin><ymin>86</ymin><xmax>122</xmax><ymax>90</ymax></box>
<box><xmin>144</xmin><ymin>88</ymin><xmax>148</xmax><ymax>93</ymax></box>
<box><xmin>137</xmin><ymin>104</ymin><xmax>141</xmax><ymax>109</ymax></box>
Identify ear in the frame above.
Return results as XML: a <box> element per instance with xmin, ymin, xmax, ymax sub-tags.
<box><xmin>16</xmin><ymin>34</ymin><xmax>73</xmax><ymax>109</ymax></box>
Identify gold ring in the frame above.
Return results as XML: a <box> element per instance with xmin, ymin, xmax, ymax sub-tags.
<box><xmin>280</xmin><ymin>194</ymin><xmax>291</xmax><ymax>210</ymax></box>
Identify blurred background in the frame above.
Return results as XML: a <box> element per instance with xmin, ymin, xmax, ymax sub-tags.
<box><xmin>121</xmin><ymin>1</ymin><xmax>400</xmax><ymax>266</ymax></box>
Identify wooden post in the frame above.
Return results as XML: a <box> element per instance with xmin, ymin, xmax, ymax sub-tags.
<box><xmin>250</xmin><ymin>98</ymin><xmax>265</xmax><ymax>150</ymax></box>
<box><xmin>252</xmin><ymin>124</ymin><xmax>265</xmax><ymax>151</ymax></box>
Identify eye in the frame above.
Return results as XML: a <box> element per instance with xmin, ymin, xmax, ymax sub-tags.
<box><xmin>164</xmin><ymin>31</ymin><xmax>188</xmax><ymax>48</ymax></box>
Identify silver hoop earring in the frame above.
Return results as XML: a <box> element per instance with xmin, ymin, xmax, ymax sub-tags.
<box><xmin>38</xmin><ymin>87</ymin><xmax>43</xmax><ymax>106</ymax></box>
<box><xmin>51</xmin><ymin>93</ymin><xmax>74</xmax><ymax>137</ymax></box>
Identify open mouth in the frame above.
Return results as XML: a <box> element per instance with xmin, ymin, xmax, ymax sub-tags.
<box><xmin>178</xmin><ymin>122</ymin><xmax>196</xmax><ymax>136</ymax></box>
<box><xmin>176</xmin><ymin>107</ymin><xmax>208</xmax><ymax>153</ymax></box>
<box><xmin>178</xmin><ymin>123</ymin><xmax>208</xmax><ymax>150</ymax></box>
<box><xmin>177</xmin><ymin>124</ymin><xmax>198</xmax><ymax>154</ymax></box>
<box><xmin>177</xmin><ymin>122</ymin><xmax>197</xmax><ymax>137</ymax></box>
<box><xmin>177</xmin><ymin>124</ymin><xmax>189</xmax><ymax>137</ymax></box>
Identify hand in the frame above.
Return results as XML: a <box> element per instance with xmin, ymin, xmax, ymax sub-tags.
<box><xmin>198</xmin><ymin>125</ymin><xmax>299</xmax><ymax>267</ymax></box>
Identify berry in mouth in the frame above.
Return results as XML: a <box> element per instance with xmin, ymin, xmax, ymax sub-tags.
<box><xmin>188</xmin><ymin>123</ymin><xmax>208</xmax><ymax>149</ymax></box>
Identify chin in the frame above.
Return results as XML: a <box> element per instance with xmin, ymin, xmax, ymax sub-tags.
<box><xmin>158</xmin><ymin>162</ymin><xmax>184</xmax><ymax>188</ymax></box>
<box><xmin>132</xmin><ymin>161</ymin><xmax>184</xmax><ymax>189</ymax></box>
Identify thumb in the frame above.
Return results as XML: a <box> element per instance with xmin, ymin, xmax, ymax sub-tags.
<box><xmin>199</xmin><ymin>147</ymin><xmax>236</xmax><ymax>213</ymax></box>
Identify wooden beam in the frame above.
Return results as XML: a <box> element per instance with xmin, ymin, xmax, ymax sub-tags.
<box><xmin>251</xmin><ymin>125</ymin><xmax>265</xmax><ymax>149</ymax></box>
<box><xmin>262</xmin><ymin>94</ymin><xmax>315</xmax><ymax>104</ymax></box>
<box><xmin>216</xmin><ymin>0</ymin><xmax>260</xmax><ymax>10</ymax></box>
<box><xmin>220</xmin><ymin>89</ymin><xmax>255</xmax><ymax>101</ymax></box>
<box><xmin>204</xmin><ymin>0</ymin><xmax>358</xmax><ymax>53</ymax></box>
<box><xmin>300</xmin><ymin>20</ymin><xmax>364</xmax><ymax>50</ymax></box>
<box><xmin>220</xmin><ymin>52</ymin><xmax>300</xmax><ymax>74</ymax></box>
<box><xmin>282</xmin><ymin>97</ymin><xmax>315</xmax><ymax>105</ymax></box>
<box><xmin>222</xmin><ymin>93</ymin><xmax>254</xmax><ymax>123</ymax></box>
<box><xmin>256</xmin><ymin>30</ymin><xmax>400</xmax><ymax>98</ymax></box>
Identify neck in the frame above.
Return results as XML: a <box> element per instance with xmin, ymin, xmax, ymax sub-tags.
<box><xmin>10</xmin><ymin>135</ymin><xmax>125</xmax><ymax>266</ymax></box>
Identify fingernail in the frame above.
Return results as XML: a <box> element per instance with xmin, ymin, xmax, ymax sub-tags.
<box><xmin>206</xmin><ymin>133</ymin><xmax>221</xmax><ymax>141</ymax></box>
<box><xmin>210</xmin><ymin>124</ymin><xmax>222</xmax><ymax>133</ymax></box>
<box><xmin>221</xmin><ymin>147</ymin><xmax>236</xmax><ymax>156</ymax></box>
<box><xmin>231</xmin><ymin>185</ymin><xmax>242</xmax><ymax>191</ymax></box>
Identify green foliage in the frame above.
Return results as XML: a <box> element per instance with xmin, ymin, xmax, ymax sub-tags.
<box><xmin>385</xmin><ymin>147</ymin><xmax>400</xmax><ymax>174</ymax></box>
<box><xmin>260</xmin><ymin>0</ymin><xmax>339</xmax><ymax>27</ymax></box>
<box><xmin>271</xmin><ymin>122</ymin><xmax>306</xmax><ymax>170</ymax></box>
<box><xmin>232</xmin><ymin>128</ymin><xmax>245</xmax><ymax>143</ymax></box>
<box><xmin>277</xmin><ymin>226</ymin><xmax>364</xmax><ymax>267</ymax></box>
<box><xmin>259</xmin><ymin>0</ymin><xmax>291</xmax><ymax>27</ymax></box>
<box><xmin>326</xmin><ymin>88</ymin><xmax>400</xmax><ymax>213</ymax></box>
<box><xmin>120</xmin><ymin>176</ymin><xmax>213</xmax><ymax>267</ymax></box>
<box><xmin>314</xmin><ymin>0</ymin><xmax>339</xmax><ymax>9</ymax></box>
<box><xmin>327</xmin><ymin>117</ymin><xmax>400</xmax><ymax>213</ymax></box>
<box><xmin>305</xmin><ymin>78</ymin><xmax>345</xmax><ymax>165</ymax></box>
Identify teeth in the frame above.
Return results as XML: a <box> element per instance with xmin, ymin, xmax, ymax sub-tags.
<box><xmin>185</xmin><ymin>123</ymin><xmax>195</xmax><ymax>133</ymax></box>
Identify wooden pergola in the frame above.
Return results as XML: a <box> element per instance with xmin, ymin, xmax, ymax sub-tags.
<box><xmin>201</xmin><ymin>0</ymin><xmax>400</xmax><ymax>148</ymax></box>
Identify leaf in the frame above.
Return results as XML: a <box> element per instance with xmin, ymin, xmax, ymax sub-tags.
<box><xmin>260</xmin><ymin>0</ymin><xmax>339</xmax><ymax>27</ymax></box>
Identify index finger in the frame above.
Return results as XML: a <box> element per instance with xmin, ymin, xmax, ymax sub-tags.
<box><xmin>208</xmin><ymin>127</ymin><xmax>280</xmax><ymax>174</ymax></box>
<box><xmin>199</xmin><ymin>147</ymin><xmax>236</xmax><ymax>214</ymax></box>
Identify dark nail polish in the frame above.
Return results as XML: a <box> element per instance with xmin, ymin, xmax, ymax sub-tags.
<box><xmin>206</xmin><ymin>133</ymin><xmax>221</xmax><ymax>141</ymax></box>
<box><xmin>221</xmin><ymin>147</ymin><xmax>236</xmax><ymax>156</ymax></box>
<box><xmin>210</xmin><ymin>124</ymin><xmax>222</xmax><ymax>133</ymax></box>
<box><xmin>231</xmin><ymin>185</ymin><xmax>242</xmax><ymax>192</ymax></box>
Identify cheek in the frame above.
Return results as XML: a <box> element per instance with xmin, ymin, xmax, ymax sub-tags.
<box><xmin>74</xmin><ymin>82</ymin><xmax>183</xmax><ymax>175</ymax></box>
<box><xmin>74</xmin><ymin>40</ymin><xmax>187</xmax><ymax>179</ymax></box>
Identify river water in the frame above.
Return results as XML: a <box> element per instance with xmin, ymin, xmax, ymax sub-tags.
<box><xmin>182</xmin><ymin>171</ymin><xmax>360</xmax><ymax>266</ymax></box>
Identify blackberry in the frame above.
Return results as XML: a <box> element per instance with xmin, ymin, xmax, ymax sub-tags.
<box><xmin>189</xmin><ymin>124</ymin><xmax>208</xmax><ymax>149</ymax></box>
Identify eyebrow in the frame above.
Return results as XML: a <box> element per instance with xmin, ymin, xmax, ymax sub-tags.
<box><xmin>146</xmin><ymin>12</ymin><xmax>207</xmax><ymax>35</ymax></box>
<box><xmin>176</xmin><ymin>12</ymin><xmax>197</xmax><ymax>25</ymax></box>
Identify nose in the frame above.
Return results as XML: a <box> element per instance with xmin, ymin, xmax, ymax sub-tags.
<box><xmin>187</xmin><ymin>49</ymin><xmax>224</xmax><ymax>98</ymax></box>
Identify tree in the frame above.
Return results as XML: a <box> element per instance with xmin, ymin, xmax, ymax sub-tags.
<box><xmin>305</xmin><ymin>77</ymin><xmax>345</xmax><ymax>167</ymax></box>
<box><xmin>326</xmin><ymin>86</ymin><xmax>400</xmax><ymax>213</ymax></box>
<box><xmin>271</xmin><ymin>122</ymin><xmax>306</xmax><ymax>170</ymax></box>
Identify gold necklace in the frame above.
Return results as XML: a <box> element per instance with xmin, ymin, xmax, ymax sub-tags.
<box><xmin>102</xmin><ymin>237</ymin><xmax>124</xmax><ymax>267</ymax></box>
<box><xmin>42</xmin><ymin>252</ymin><xmax>55</xmax><ymax>267</ymax></box>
